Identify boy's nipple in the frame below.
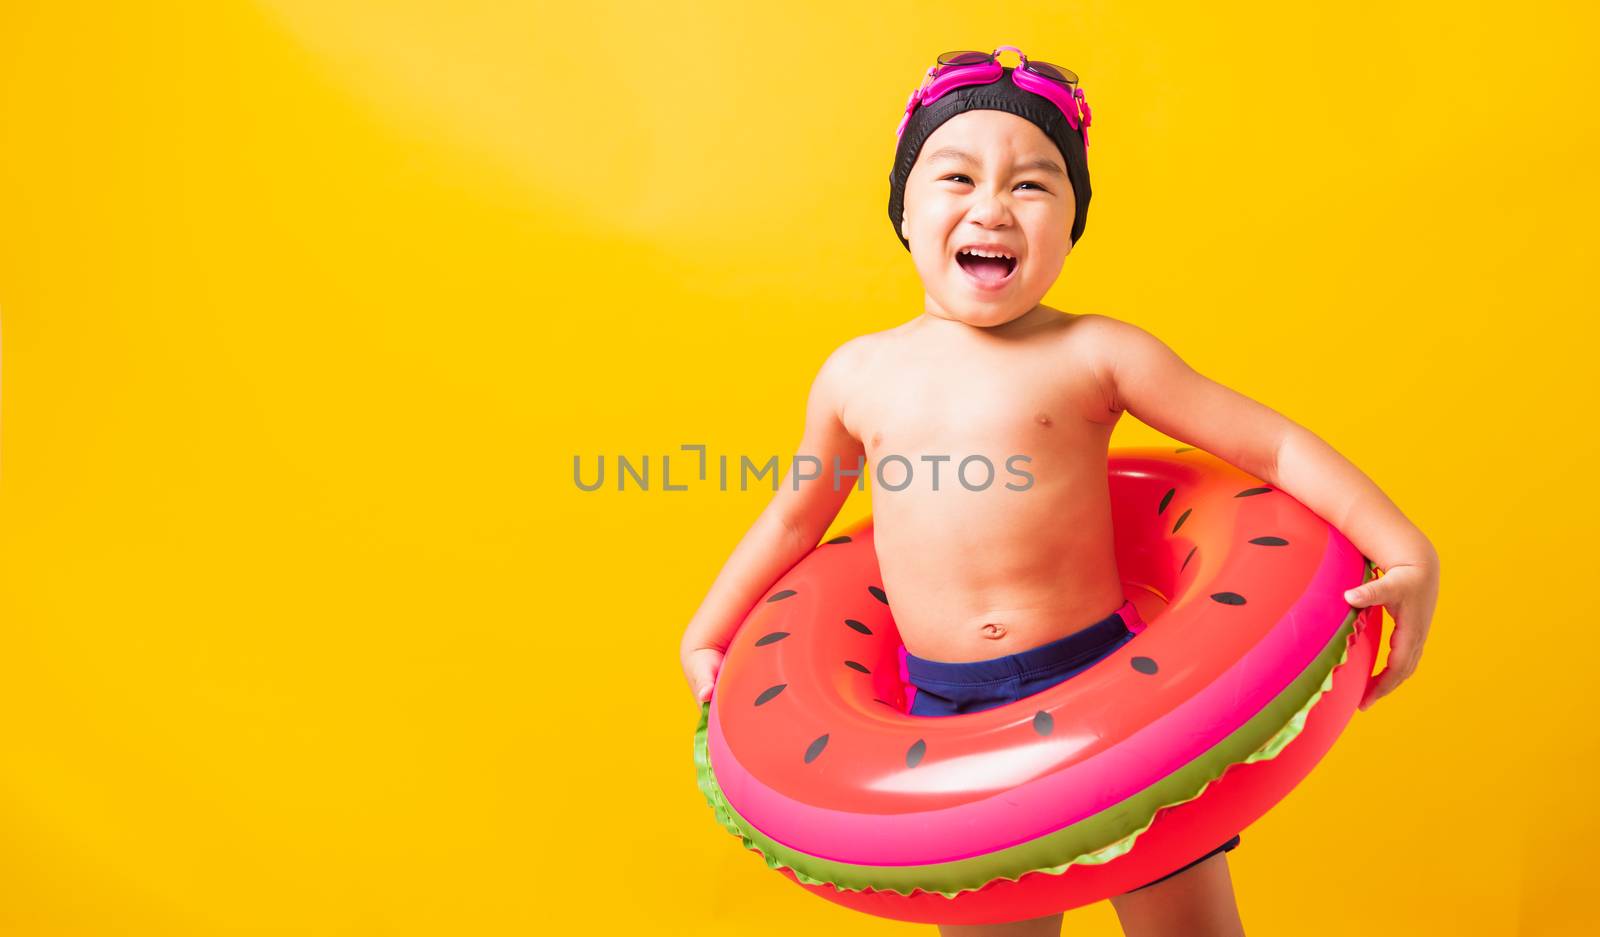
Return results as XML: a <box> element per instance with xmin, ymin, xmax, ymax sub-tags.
<box><xmin>1036</xmin><ymin>412</ymin><xmax>1053</xmax><ymax>428</ymax></box>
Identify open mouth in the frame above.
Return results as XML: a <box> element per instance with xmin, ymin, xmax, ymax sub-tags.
<box><xmin>954</xmin><ymin>249</ymin><xmax>1018</xmax><ymax>288</ymax></box>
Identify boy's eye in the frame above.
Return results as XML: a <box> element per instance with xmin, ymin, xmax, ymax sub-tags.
<box><xmin>941</xmin><ymin>174</ymin><xmax>1047</xmax><ymax>192</ymax></box>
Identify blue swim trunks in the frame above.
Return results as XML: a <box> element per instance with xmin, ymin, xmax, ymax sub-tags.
<box><xmin>901</xmin><ymin>599</ymin><xmax>1240</xmax><ymax>893</ymax></box>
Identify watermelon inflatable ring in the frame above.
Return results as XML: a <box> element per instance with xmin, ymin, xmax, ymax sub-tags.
<box><xmin>692</xmin><ymin>446</ymin><xmax>1384</xmax><ymax>926</ymax></box>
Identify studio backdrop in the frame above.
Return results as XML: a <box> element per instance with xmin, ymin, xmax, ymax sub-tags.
<box><xmin>1</xmin><ymin>2</ymin><xmax>1595</xmax><ymax>935</ymax></box>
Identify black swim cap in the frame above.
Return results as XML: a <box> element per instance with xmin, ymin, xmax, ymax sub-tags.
<box><xmin>888</xmin><ymin>66</ymin><xmax>1092</xmax><ymax>251</ymax></box>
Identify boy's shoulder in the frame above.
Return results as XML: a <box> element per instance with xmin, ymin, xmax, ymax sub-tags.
<box><xmin>1063</xmin><ymin>312</ymin><xmax>1169</xmax><ymax>366</ymax></box>
<box><xmin>1064</xmin><ymin>310</ymin><xmax>1139</xmax><ymax>338</ymax></box>
<box><xmin>803</xmin><ymin>327</ymin><xmax>906</xmax><ymax>422</ymax></box>
<box><xmin>815</xmin><ymin>327</ymin><xmax>895</xmax><ymax>379</ymax></box>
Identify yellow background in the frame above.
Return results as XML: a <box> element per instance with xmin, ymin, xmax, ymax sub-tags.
<box><xmin>1</xmin><ymin>2</ymin><xmax>1595</xmax><ymax>934</ymax></box>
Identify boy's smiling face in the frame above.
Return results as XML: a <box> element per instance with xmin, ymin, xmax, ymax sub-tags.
<box><xmin>900</xmin><ymin>109</ymin><xmax>1076</xmax><ymax>328</ymax></box>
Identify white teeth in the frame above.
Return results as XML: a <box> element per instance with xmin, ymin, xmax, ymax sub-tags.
<box><xmin>959</xmin><ymin>248</ymin><xmax>1015</xmax><ymax>260</ymax></box>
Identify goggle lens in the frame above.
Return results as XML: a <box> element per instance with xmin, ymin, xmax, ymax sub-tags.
<box><xmin>934</xmin><ymin>50</ymin><xmax>994</xmax><ymax>73</ymax></box>
<box><xmin>1024</xmin><ymin>60</ymin><xmax>1078</xmax><ymax>87</ymax></box>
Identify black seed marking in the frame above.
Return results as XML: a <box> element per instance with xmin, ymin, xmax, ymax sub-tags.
<box><xmin>804</xmin><ymin>734</ymin><xmax>829</xmax><ymax>764</ymax></box>
<box><xmin>754</xmin><ymin>684</ymin><xmax>787</xmax><ymax>706</ymax></box>
<box><xmin>1158</xmin><ymin>488</ymin><xmax>1175</xmax><ymax>514</ymax></box>
<box><xmin>825</xmin><ymin>535</ymin><xmax>852</xmax><ymax>544</ymax></box>
<box><xmin>1248</xmin><ymin>536</ymin><xmax>1289</xmax><ymax>546</ymax></box>
<box><xmin>754</xmin><ymin>631</ymin><xmax>791</xmax><ymax>646</ymax></box>
<box><xmin>872</xmin><ymin>698</ymin><xmax>895</xmax><ymax>707</ymax></box>
<box><xmin>1174</xmin><ymin>446</ymin><xmax>1196</xmax><ymax>453</ymax></box>
<box><xmin>844</xmin><ymin>619</ymin><xmax>873</xmax><ymax>635</ymax></box>
<box><xmin>1033</xmin><ymin>711</ymin><xmax>1055</xmax><ymax>736</ymax></box>
<box><xmin>1235</xmin><ymin>487</ymin><xmax>1272</xmax><ymax>498</ymax></box>
<box><xmin>906</xmin><ymin>739</ymin><xmax>927</xmax><ymax>768</ymax></box>
<box><xmin>1171</xmin><ymin>507</ymin><xmax>1192</xmax><ymax>533</ymax></box>
<box><xmin>1210</xmin><ymin>592</ymin><xmax>1247</xmax><ymax>606</ymax></box>
<box><xmin>1181</xmin><ymin>545</ymin><xmax>1198</xmax><ymax>571</ymax></box>
<box><xmin>844</xmin><ymin>660</ymin><xmax>871</xmax><ymax>674</ymax></box>
<box><xmin>868</xmin><ymin>586</ymin><xmax>888</xmax><ymax>604</ymax></box>
<box><xmin>1131</xmin><ymin>656</ymin><xmax>1159</xmax><ymax>675</ymax></box>
<box><xmin>766</xmin><ymin>589</ymin><xmax>797</xmax><ymax>603</ymax></box>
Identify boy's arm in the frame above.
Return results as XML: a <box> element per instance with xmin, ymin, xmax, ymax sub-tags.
<box><xmin>679</xmin><ymin>342</ymin><xmax>866</xmax><ymax>700</ymax></box>
<box><xmin>1085</xmin><ymin>315</ymin><xmax>1439</xmax><ymax>708</ymax></box>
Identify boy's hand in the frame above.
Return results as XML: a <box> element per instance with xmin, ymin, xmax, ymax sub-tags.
<box><xmin>1344</xmin><ymin>557</ymin><xmax>1440</xmax><ymax>711</ymax></box>
<box><xmin>681</xmin><ymin>645</ymin><xmax>725</xmax><ymax>704</ymax></box>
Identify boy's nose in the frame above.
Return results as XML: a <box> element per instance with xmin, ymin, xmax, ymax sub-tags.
<box><xmin>964</xmin><ymin>211</ymin><xmax>1015</xmax><ymax>231</ymax></box>
<box><xmin>967</xmin><ymin>192</ymin><xmax>1016</xmax><ymax>226</ymax></box>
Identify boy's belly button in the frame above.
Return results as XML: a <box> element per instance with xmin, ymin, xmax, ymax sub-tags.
<box><xmin>980</xmin><ymin>622</ymin><xmax>1007</xmax><ymax>639</ymax></box>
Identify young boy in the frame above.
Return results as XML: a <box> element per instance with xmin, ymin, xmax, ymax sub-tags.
<box><xmin>679</xmin><ymin>49</ymin><xmax>1440</xmax><ymax>937</ymax></box>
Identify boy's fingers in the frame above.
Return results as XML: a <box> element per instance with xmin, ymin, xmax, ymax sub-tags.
<box><xmin>685</xmin><ymin>651</ymin><xmax>722</xmax><ymax>703</ymax></box>
<box><xmin>1360</xmin><ymin>659</ymin><xmax>1405</xmax><ymax>710</ymax></box>
<box><xmin>690</xmin><ymin>674</ymin><xmax>713</xmax><ymax>703</ymax></box>
<box><xmin>1344</xmin><ymin>578</ymin><xmax>1385</xmax><ymax>607</ymax></box>
<box><xmin>1359</xmin><ymin>674</ymin><xmax>1390</xmax><ymax>710</ymax></box>
<box><xmin>1389</xmin><ymin>617</ymin><xmax>1423</xmax><ymax>669</ymax></box>
<box><xmin>1359</xmin><ymin>620</ymin><xmax>1422</xmax><ymax>710</ymax></box>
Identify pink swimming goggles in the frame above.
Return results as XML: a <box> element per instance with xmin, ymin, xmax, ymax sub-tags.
<box><xmin>895</xmin><ymin>46</ymin><xmax>1093</xmax><ymax>148</ymax></box>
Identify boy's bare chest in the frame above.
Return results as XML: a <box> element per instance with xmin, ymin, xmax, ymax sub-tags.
<box><xmin>842</xmin><ymin>349</ymin><xmax>1113</xmax><ymax>462</ymax></box>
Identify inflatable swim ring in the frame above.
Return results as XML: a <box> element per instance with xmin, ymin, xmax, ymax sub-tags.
<box><xmin>693</xmin><ymin>446</ymin><xmax>1383</xmax><ymax>926</ymax></box>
